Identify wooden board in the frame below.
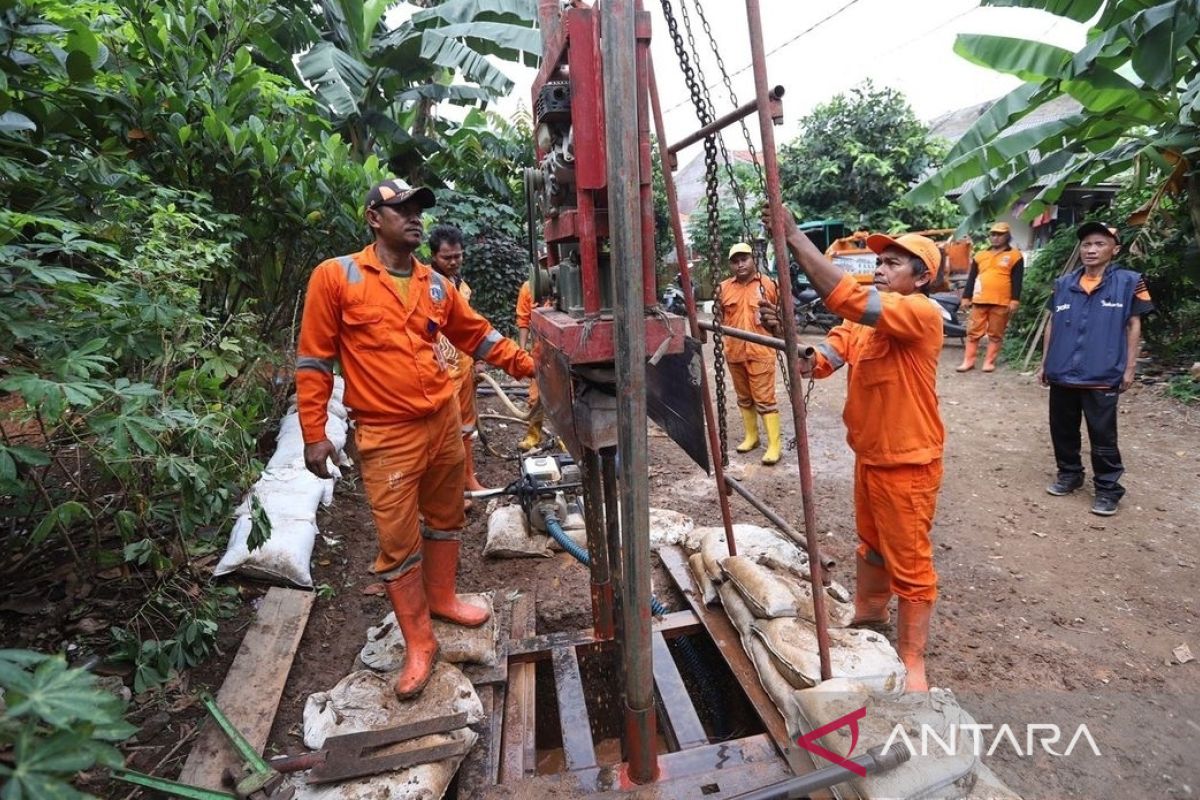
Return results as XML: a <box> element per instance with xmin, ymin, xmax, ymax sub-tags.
<box><xmin>177</xmin><ymin>587</ymin><xmax>314</xmax><ymax>788</ymax></box>
<box><xmin>651</xmin><ymin>631</ymin><xmax>708</xmax><ymax>750</ymax></box>
<box><xmin>551</xmin><ymin>645</ymin><xmax>597</xmax><ymax>771</ymax></box>
<box><xmin>499</xmin><ymin>591</ymin><xmax>537</xmax><ymax>783</ymax></box>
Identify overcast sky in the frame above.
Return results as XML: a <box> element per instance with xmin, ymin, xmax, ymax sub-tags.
<box><xmin>479</xmin><ymin>0</ymin><xmax>1090</xmax><ymax>156</ymax></box>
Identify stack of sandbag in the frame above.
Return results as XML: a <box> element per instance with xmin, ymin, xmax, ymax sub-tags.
<box><xmin>359</xmin><ymin>592</ymin><xmax>499</xmax><ymax>671</ymax></box>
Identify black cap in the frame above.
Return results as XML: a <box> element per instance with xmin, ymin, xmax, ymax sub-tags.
<box><xmin>365</xmin><ymin>178</ymin><xmax>436</xmax><ymax>212</ymax></box>
<box><xmin>1076</xmin><ymin>221</ymin><xmax>1120</xmax><ymax>244</ymax></box>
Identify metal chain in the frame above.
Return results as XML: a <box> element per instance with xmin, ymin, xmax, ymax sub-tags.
<box><xmin>659</xmin><ymin>0</ymin><xmax>729</xmax><ymax>467</ymax></box>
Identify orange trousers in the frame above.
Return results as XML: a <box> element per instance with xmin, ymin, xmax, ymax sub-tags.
<box><xmin>356</xmin><ymin>400</ymin><xmax>465</xmax><ymax>578</ymax></box>
<box><xmin>728</xmin><ymin>359</ymin><xmax>777</xmax><ymax>414</ymax></box>
<box><xmin>967</xmin><ymin>303</ymin><xmax>1011</xmax><ymax>342</ymax></box>
<box><xmin>456</xmin><ymin>370</ymin><xmax>477</xmax><ymax>434</ymax></box>
<box><xmin>853</xmin><ymin>458</ymin><xmax>942</xmax><ymax>602</ymax></box>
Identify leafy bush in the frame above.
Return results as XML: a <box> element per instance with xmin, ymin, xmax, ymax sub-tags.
<box><xmin>0</xmin><ymin>649</ymin><xmax>135</xmax><ymax>798</ymax></box>
<box><xmin>461</xmin><ymin>233</ymin><xmax>530</xmax><ymax>338</ymax></box>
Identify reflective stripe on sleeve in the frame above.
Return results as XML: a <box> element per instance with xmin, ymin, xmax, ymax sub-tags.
<box><xmin>297</xmin><ymin>355</ymin><xmax>335</xmax><ymax>373</ymax></box>
<box><xmin>861</xmin><ymin>287</ymin><xmax>883</xmax><ymax>326</ymax></box>
<box><xmin>816</xmin><ymin>342</ymin><xmax>845</xmax><ymax>370</ymax></box>
<box><xmin>337</xmin><ymin>255</ymin><xmax>363</xmax><ymax>285</ymax></box>
<box><xmin>473</xmin><ymin>329</ymin><xmax>503</xmax><ymax>360</ymax></box>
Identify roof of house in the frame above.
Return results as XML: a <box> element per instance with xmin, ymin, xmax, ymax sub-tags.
<box><xmin>672</xmin><ymin>149</ymin><xmax>760</xmax><ymax>218</ymax></box>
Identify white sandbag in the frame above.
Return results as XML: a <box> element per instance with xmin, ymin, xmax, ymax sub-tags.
<box><xmin>694</xmin><ymin>524</ymin><xmax>809</xmax><ymax>585</ymax></box>
<box><xmin>361</xmin><ymin>594</ymin><xmax>498</xmax><ymax>670</ymax></box>
<box><xmin>648</xmin><ymin>507</ymin><xmax>694</xmax><ymax>549</ymax></box>
<box><xmin>297</xmin><ymin>664</ymin><xmax>481</xmax><ymax>800</ymax></box>
<box><xmin>717</xmin><ymin>581</ymin><xmax>756</xmax><ymax>639</ymax></box>
<box><xmin>215</xmin><ymin>379</ymin><xmax>349</xmax><ymax>587</ymax></box>
<box><xmin>484</xmin><ymin>504</ymin><xmax>553</xmax><ymax>559</ymax></box>
<box><xmin>792</xmin><ymin>679</ymin><xmax>978</xmax><ymax>800</ymax></box>
<box><xmin>751</xmin><ymin>617</ymin><xmax>905</xmax><ymax>695</ymax></box>
<box><xmin>722</xmin><ymin>556</ymin><xmax>854</xmax><ymax>627</ymax></box>
<box><xmin>688</xmin><ymin>553</ymin><xmax>718</xmax><ymax>606</ymax></box>
<box><xmin>745</xmin><ymin>630</ymin><xmax>803</xmax><ymax>730</ymax></box>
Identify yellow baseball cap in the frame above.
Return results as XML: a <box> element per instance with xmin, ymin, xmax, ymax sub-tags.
<box><xmin>728</xmin><ymin>242</ymin><xmax>753</xmax><ymax>259</ymax></box>
<box><xmin>865</xmin><ymin>233</ymin><xmax>941</xmax><ymax>276</ymax></box>
<box><xmin>989</xmin><ymin>222</ymin><xmax>1011</xmax><ymax>234</ymax></box>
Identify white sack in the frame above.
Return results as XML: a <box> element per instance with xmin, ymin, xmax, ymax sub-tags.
<box><xmin>360</xmin><ymin>594</ymin><xmax>498</xmax><ymax>670</ymax></box>
<box><xmin>484</xmin><ymin>504</ymin><xmax>553</xmax><ymax>559</ymax></box>
<box><xmin>751</xmin><ymin>617</ymin><xmax>905</xmax><ymax>695</ymax></box>
<box><xmin>722</xmin><ymin>556</ymin><xmax>854</xmax><ymax>627</ymax></box>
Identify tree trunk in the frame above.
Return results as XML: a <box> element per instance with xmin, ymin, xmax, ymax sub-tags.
<box><xmin>1188</xmin><ymin>170</ymin><xmax>1200</xmax><ymax>253</ymax></box>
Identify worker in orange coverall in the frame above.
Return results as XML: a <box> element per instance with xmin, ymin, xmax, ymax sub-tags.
<box><xmin>761</xmin><ymin>216</ymin><xmax>945</xmax><ymax>692</ymax></box>
<box><xmin>515</xmin><ymin>277</ymin><xmax>553</xmax><ymax>451</ymax></box>
<box><xmin>427</xmin><ymin>223</ymin><xmax>490</xmax><ymax>505</ymax></box>
<box><xmin>296</xmin><ymin>179</ymin><xmax>534</xmax><ymax>700</ymax></box>
<box><xmin>957</xmin><ymin>221</ymin><xmax>1024</xmax><ymax>373</ymax></box>
<box><xmin>715</xmin><ymin>242</ymin><xmax>782</xmax><ymax>465</ymax></box>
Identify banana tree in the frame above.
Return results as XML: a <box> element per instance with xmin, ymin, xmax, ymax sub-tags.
<box><xmin>907</xmin><ymin>0</ymin><xmax>1200</xmax><ymax>247</ymax></box>
<box><xmin>296</xmin><ymin>0</ymin><xmax>540</xmax><ymax>164</ymax></box>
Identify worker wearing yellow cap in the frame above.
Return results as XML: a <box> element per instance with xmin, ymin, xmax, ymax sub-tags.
<box><xmin>957</xmin><ymin>222</ymin><xmax>1024</xmax><ymax>373</ymax></box>
<box><xmin>715</xmin><ymin>242</ymin><xmax>782</xmax><ymax>465</ymax></box>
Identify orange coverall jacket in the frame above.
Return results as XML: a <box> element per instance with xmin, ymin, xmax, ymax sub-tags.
<box><xmin>716</xmin><ymin>274</ymin><xmax>779</xmax><ymax>363</ymax></box>
<box><xmin>296</xmin><ymin>244</ymin><xmax>533</xmax><ymax>444</ymax></box>
<box><xmin>811</xmin><ymin>274</ymin><xmax>945</xmax><ymax>466</ymax></box>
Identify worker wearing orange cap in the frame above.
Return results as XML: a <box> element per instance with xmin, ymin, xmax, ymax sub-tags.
<box><xmin>716</xmin><ymin>242</ymin><xmax>783</xmax><ymax>465</ymax></box>
<box><xmin>761</xmin><ymin>218</ymin><xmax>945</xmax><ymax>692</ymax></box>
<box><xmin>958</xmin><ymin>221</ymin><xmax>1024</xmax><ymax>373</ymax></box>
<box><xmin>297</xmin><ymin>179</ymin><xmax>534</xmax><ymax>700</ymax></box>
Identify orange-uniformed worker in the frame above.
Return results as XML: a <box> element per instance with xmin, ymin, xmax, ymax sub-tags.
<box><xmin>428</xmin><ymin>224</ymin><xmax>490</xmax><ymax>504</ymax></box>
<box><xmin>515</xmin><ymin>278</ymin><xmax>553</xmax><ymax>451</ymax></box>
<box><xmin>764</xmin><ymin>218</ymin><xmax>945</xmax><ymax>693</ymax></box>
<box><xmin>957</xmin><ymin>221</ymin><xmax>1024</xmax><ymax>373</ymax></box>
<box><xmin>716</xmin><ymin>242</ymin><xmax>783</xmax><ymax>465</ymax></box>
<box><xmin>297</xmin><ymin>179</ymin><xmax>534</xmax><ymax>700</ymax></box>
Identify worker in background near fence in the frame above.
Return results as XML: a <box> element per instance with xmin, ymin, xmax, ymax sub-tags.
<box><xmin>428</xmin><ymin>224</ymin><xmax>490</xmax><ymax>507</ymax></box>
<box><xmin>296</xmin><ymin>179</ymin><xmax>534</xmax><ymax>700</ymax></box>
<box><xmin>1037</xmin><ymin>222</ymin><xmax>1153</xmax><ymax>517</ymax></box>
<box><xmin>716</xmin><ymin>242</ymin><xmax>783</xmax><ymax>466</ymax></box>
<box><xmin>760</xmin><ymin>215</ymin><xmax>945</xmax><ymax>692</ymax></box>
<box><xmin>515</xmin><ymin>268</ymin><xmax>553</xmax><ymax>451</ymax></box>
<box><xmin>957</xmin><ymin>221</ymin><xmax>1024</xmax><ymax>373</ymax></box>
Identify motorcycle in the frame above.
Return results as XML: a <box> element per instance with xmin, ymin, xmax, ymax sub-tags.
<box><xmin>661</xmin><ymin>273</ymin><xmax>692</xmax><ymax>316</ymax></box>
<box><xmin>930</xmin><ymin>291</ymin><xmax>968</xmax><ymax>342</ymax></box>
<box><xmin>794</xmin><ymin>285</ymin><xmax>841</xmax><ymax>333</ymax></box>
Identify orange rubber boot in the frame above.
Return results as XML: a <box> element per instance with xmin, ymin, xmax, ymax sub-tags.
<box><xmin>981</xmin><ymin>341</ymin><xmax>1003</xmax><ymax>373</ymax></box>
<box><xmin>423</xmin><ymin>539</ymin><xmax>490</xmax><ymax>627</ymax></box>
<box><xmin>956</xmin><ymin>339</ymin><xmax>979</xmax><ymax>372</ymax></box>
<box><xmin>384</xmin><ymin>567</ymin><xmax>439</xmax><ymax>699</ymax></box>
<box><xmin>897</xmin><ymin>599</ymin><xmax>934</xmax><ymax>692</ymax></box>
<box><xmin>850</xmin><ymin>552</ymin><xmax>892</xmax><ymax>628</ymax></box>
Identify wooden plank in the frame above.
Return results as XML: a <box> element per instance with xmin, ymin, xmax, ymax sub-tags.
<box><xmin>651</xmin><ymin>631</ymin><xmax>708</xmax><ymax>750</ymax></box>
<box><xmin>178</xmin><ymin>587</ymin><xmax>314</xmax><ymax>788</ymax></box>
<box><xmin>455</xmin><ymin>686</ymin><xmax>495</xmax><ymax>796</ymax></box>
<box><xmin>659</xmin><ymin>547</ymin><xmax>830</xmax><ymax>795</ymax></box>
<box><xmin>551</xmin><ymin>646</ymin><xmax>597</xmax><ymax>771</ymax></box>
<box><xmin>654</xmin><ymin>609</ymin><xmax>702</xmax><ymax>635</ymax></box>
<box><xmin>499</xmin><ymin>591</ymin><xmax>536</xmax><ymax>783</ymax></box>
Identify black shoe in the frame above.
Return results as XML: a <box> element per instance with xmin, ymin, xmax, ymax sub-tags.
<box><xmin>1046</xmin><ymin>475</ymin><xmax>1084</xmax><ymax>496</ymax></box>
<box><xmin>1091</xmin><ymin>496</ymin><xmax>1119</xmax><ymax>516</ymax></box>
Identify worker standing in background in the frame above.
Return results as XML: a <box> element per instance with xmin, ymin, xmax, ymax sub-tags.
<box><xmin>515</xmin><ymin>275</ymin><xmax>552</xmax><ymax>451</ymax></box>
<box><xmin>957</xmin><ymin>222</ymin><xmax>1024</xmax><ymax>373</ymax></box>
<box><xmin>428</xmin><ymin>224</ymin><xmax>490</xmax><ymax>505</ymax></box>
<box><xmin>1037</xmin><ymin>222</ymin><xmax>1153</xmax><ymax>517</ymax></box>
<box><xmin>716</xmin><ymin>242</ymin><xmax>783</xmax><ymax>466</ymax></box>
<box><xmin>760</xmin><ymin>215</ymin><xmax>945</xmax><ymax>692</ymax></box>
<box><xmin>296</xmin><ymin>179</ymin><xmax>534</xmax><ymax>700</ymax></box>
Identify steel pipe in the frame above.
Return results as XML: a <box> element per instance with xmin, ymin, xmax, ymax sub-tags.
<box><xmin>728</xmin><ymin>744</ymin><xmax>910</xmax><ymax>800</ymax></box>
<box><xmin>648</xmin><ymin>53</ymin><xmax>737</xmax><ymax>549</ymax></box>
<box><xmin>744</xmin><ymin>0</ymin><xmax>832</xmax><ymax>681</ymax></box>
<box><xmin>667</xmin><ymin>85</ymin><xmax>784</xmax><ymax>158</ymax></box>
<box><xmin>725</xmin><ymin>476</ymin><xmax>835</xmax><ymax>573</ymax></box>
<box><xmin>699</xmin><ymin>319</ymin><xmax>816</xmax><ymax>356</ymax></box>
<box><xmin>582</xmin><ymin>447</ymin><xmax>615</xmax><ymax>640</ymax></box>
<box><xmin>602</xmin><ymin>0</ymin><xmax>657</xmax><ymax>782</ymax></box>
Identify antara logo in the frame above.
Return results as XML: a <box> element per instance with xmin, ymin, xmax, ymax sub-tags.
<box><xmin>1100</xmin><ymin>300</ymin><xmax>1124</xmax><ymax>308</ymax></box>
<box><xmin>1055</xmin><ymin>303</ymin><xmax>1071</xmax><ymax>312</ymax></box>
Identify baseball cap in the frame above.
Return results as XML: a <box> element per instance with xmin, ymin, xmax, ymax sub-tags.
<box><xmin>989</xmin><ymin>222</ymin><xmax>1011</xmax><ymax>234</ymax></box>
<box><xmin>728</xmin><ymin>242</ymin><xmax>753</xmax><ymax>259</ymax></box>
<box><xmin>865</xmin><ymin>233</ymin><xmax>941</xmax><ymax>276</ymax></box>
<box><xmin>1076</xmin><ymin>221</ymin><xmax>1120</xmax><ymax>244</ymax></box>
<box><xmin>365</xmin><ymin>178</ymin><xmax>436</xmax><ymax>212</ymax></box>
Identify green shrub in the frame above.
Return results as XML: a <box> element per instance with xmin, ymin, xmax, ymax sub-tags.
<box><xmin>460</xmin><ymin>232</ymin><xmax>530</xmax><ymax>338</ymax></box>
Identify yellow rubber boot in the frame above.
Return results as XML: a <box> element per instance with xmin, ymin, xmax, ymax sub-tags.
<box><xmin>956</xmin><ymin>339</ymin><xmax>979</xmax><ymax>372</ymax></box>
<box><xmin>981</xmin><ymin>340</ymin><xmax>1003</xmax><ymax>373</ymax></box>
<box><xmin>518</xmin><ymin>421</ymin><xmax>542</xmax><ymax>451</ymax></box>
<box><xmin>736</xmin><ymin>408</ymin><xmax>760</xmax><ymax>453</ymax></box>
<box><xmin>761</xmin><ymin>412</ymin><xmax>782</xmax><ymax>465</ymax></box>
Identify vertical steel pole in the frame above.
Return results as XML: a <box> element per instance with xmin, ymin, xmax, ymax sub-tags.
<box><xmin>582</xmin><ymin>447</ymin><xmax>615</xmax><ymax>639</ymax></box>
<box><xmin>648</xmin><ymin>54</ymin><xmax>737</xmax><ymax>550</ymax></box>
<box><xmin>635</xmin><ymin>6</ymin><xmax>657</xmax><ymax>309</ymax></box>
<box><xmin>601</xmin><ymin>0</ymin><xmax>657</xmax><ymax>783</ymax></box>
<box><xmin>744</xmin><ymin>0</ymin><xmax>832</xmax><ymax>681</ymax></box>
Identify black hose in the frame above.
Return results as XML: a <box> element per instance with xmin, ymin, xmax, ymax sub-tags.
<box><xmin>543</xmin><ymin>511</ymin><xmax>730</xmax><ymax>739</ymax></box>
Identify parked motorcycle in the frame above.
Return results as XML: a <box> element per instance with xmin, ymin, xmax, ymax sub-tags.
<box><xmin>930</xmin><ymin>291</ymin><xmax>968</xmax><ymax>342</ymax></box>
<box><xmin>794</xmin><ymin>286</ymin><xmax>841</xmax><ymax>333</ymax></box>
<box><xmin>661</xmin><ymin>273</ymin><xmax>693</xmax><ymax>316</ymax></box>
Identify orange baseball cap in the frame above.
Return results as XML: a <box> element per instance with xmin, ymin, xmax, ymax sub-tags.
<box><xmin>989</xmin><ymin>222</ymin><xmax>1011</xmax><ymax>234</ymax></box>
<box><xmin>865</xmin><ymin>233</ymin><xmax>941</xmax><ymax>276</ymax></box>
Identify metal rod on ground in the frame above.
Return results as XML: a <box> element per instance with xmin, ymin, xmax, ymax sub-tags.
<box><xmin>724</xmin><ymin>476</ymin><xmax>835</xmax><ymax>573</ymax></box>
<box><xmin>602</xmin><ymin>0</ymin><xmax>657</xmax><ymax>782</ymax></box>
<box><xmin>700</xmin><ymin>319</ymin><xmax>816</xmax><ymax>356</ymax></box>
<box><xmin>648</xmin><ymin>52</ymin><xmax>737</xmax><ymax>553</ymax></box>
<box><xmin>744</xmin><ymin>0</ymin><xmax>832</xmax><ymax>681</ymax></box>
<box><xmin>728</xmin><ymin>744</ymin><xmax>910</xmax><ymax>800</ymax></box>
<box><xmin>667</xmin><ymin>85</ymin><xmax>784</xmax><ymax>158</ymax></box>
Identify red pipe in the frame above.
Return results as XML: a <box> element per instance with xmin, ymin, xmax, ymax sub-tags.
<box><xmin>648</xmin><ymin>54</ymin><xmax>737</xmax><ymax>556</ymax></box>
<box><xmin>578</xmin><ymin>190</ymin><xmax>602</xmax><ymax>315</ymax></box>
<box><xmin>744</xmin><ymin>0</ymin><xmax>832</xmax><ymax>681</ymax></box>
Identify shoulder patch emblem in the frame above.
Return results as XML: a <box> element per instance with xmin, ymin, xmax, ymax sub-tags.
<box><xmin>430</xmin><ymin>283</ymin><xmax>445</xmax><ymax>302</ymax></box>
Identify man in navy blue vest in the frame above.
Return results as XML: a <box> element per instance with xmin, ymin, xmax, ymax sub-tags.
<box><xmin>1036</xmin><ymin>222</ymin><xmax>1154</xmax><ymax>516</ymax></box>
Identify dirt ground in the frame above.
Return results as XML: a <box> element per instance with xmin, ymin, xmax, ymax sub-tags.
<box><xmin>253</xmin><ymin>329</ymin><xmax>1200</xmax><ymax>800</ymax></box>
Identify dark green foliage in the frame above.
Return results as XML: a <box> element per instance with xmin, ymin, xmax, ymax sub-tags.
<box><xmin>460</xmin><ymin>233</ymin><xmax>530</xmax><ymax>337</ymax></box>
<box><xmin>686</xmin><ymin>195</ymin><xmax>755</xmax><ymax>298</ymax></box>
<box><xmin>778</xmin><ymin>81</ymin><xmax>957</xmax><ymax>232</ymax></box>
